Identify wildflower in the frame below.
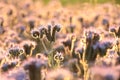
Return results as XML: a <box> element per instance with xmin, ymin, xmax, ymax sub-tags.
<box><xmin>51</xmin><ymin>24</ymin><xmax>61</xmax><ymax>42</ymax></box>
<box><xmin>23</xmin><ymin>42</ymin><xmax>35</xmax><ymax>56</ymax></box>
<box><xmin>38</xmin><ymin>26</ymin><xmax>47</xmax><ymax>38</ymax></box>
<box><xmin>54</xmin><ymin>52</ymin><xmax>64</xmax><ymax>62</ymax></box>
<box><xmin>102</xmin><ymin>18</ymin><xmax>109</xmax><ymax>30</ymax></box>
<box><xmin>8</xmin><ymin>47</ymin><xmax>24</xmax><ymax>58</ymax></box>
<box><xmin>23</xmin><ymin>58</ymin><xmax>48</xmax><ymax>80</ymax></box>
<box><xmin>31</xmin><ymin>29</ymin><xmax>40</xmax><ymax>39</ymax></box>
<box><xmin>28</xmin><ymin>20</ymin><xmax>35</xmax><ymax>30</ymax></box>
<box><xmin>1</xmin><ymin>63</ymin><xmax>9</xmax><ymax>72</ymax></box>
<box><xmin>66</xmin><ymin>16</ymin><xmax>76</xmax><ymax>33</ymax></box>
<box><xmin>109</xmin><ymin>26</ymin><xmax>120</xmax><ymax>38</ymax></box>
<box><xmin>62</xmin><ymin>39</ymin><xmax>71</xmax><ymax>50</ymax></box>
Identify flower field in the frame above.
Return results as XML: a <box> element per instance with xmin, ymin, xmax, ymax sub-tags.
<box><xmin>0</xmin><ymin>0</ymin><xmax>120</xmax><ymax>80</ymax></box>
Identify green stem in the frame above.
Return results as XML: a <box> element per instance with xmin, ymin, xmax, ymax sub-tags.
<box><xmin>56</xmin><ymin>60</ymin><xmax>60</xmax><ymax>68</ymax></box>
<box><xmin>40</xmin><ymin>38</ymin><xmax>48</xmax><ymax>53</ymax></box>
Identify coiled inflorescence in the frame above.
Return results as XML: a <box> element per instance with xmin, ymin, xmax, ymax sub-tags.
<box><xmin>54</xmin><ymin>52</ymin><xmax>64</xmax><ymax>62</ymax></box>
<box><xmin>8</xmin><ymin>47</ymin><xmax>24</xmax><ymax>58</ymax></box>
<box><xmin>31</xmin><ymin>24</ymin><xmax>61</xmax><ymax>42</ymax></box>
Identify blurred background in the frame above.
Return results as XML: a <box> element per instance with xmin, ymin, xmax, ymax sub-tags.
<box><xmin>41</xmin><ymin>0</ymin><xmax>120</xmax><ymax>5</ymax></box>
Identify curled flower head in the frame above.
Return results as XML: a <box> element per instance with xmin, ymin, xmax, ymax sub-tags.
<box><xmin>55</xmin><ymin>45</ymin><xmax>65</xmax><ymax>53</ymax></box>
<box><xmin>45</xmin><ymin>24</ymin><xmax>61</xmax><ymax>42</ymax></box>
<box><xmin>85</xmin><ymin>31</ymin><xmax>93</xmax><ymax>41</ymax></box>
<box><xmin>8</xmin><ymin>47</ymin><xmax>24</xmax><ymax>58</ymax></box>
<box><xmin>54</xmin><ymin>52</ymin><xmax>64</xmax><ymax>62</ymax></box>
<box><xmin>9</xmin><ymin>61</ymin><xmax>18</xmax><ymax>69</ymax></box>
<box><xmin>1</xmin><ymin>60</ymin><xmax>18</xmax><ymax>72</ymax></box>
<box><xmin>102</xmin><ymin>19</ymin><xmax>109</xmax><ymax>26</ymax></box>
<box><xmin>62</xmin><ymin>39</ymin><xmax>71</xmax><ymax>50</ymax></box>
<box><xmin>23</xmin><ymin>44</ymin><xmax>34</xmax><ymax>55</ymax></box>
<box><xmin>39</xmin><ymin>26</ymin><xmax>46</xmax><ymax>38</ymax></box>
<box><xmin>1</xmin><ymin>63</ymin><xmax>9</xmax><ymax>72</ymax></box>
<box><xmin>102</xmin><ymin>18</ymin><xmax>109</xmax><ymax>30</ymax></box>
<box><xmin>93</xmin><ymin>33</ymin><xmax>100</xmax><ymax>42</ymax></box>
<box><xmin>22</xmin><ymin>40</ymin><xmax>36</xmax><ymax>56</ymax></box>
<box><xmin>110</xmin><ymin>27</ymin><xmax>116</xmax><ymax>33</ymax></box>
<box><xmin>85</xmin><ymin>30</ymin><xmax>100</xmax><ymax>44</ymax></box>
<box><xmin>28</xmin><ymin>20</ymin><xmax>35</xmax><ymax>30</ymax></box>
<box><xmin>18</xmin><ymin>25</ymin><xmax>26</xmax><ymax>34</ymax></box>
<box><xmin>53</xmin><ymin>24</ymin><xmax>61</xmax><ymax>32</ymax></box>
<box><xmin>109</xmin><ymin>26</ymin><xmax>120</xmax><ymax>38</ymax></box>
<box><xmin>31</xmin><ymin>29</ymin><xmax>40</xmax><ymax>39</ymax></box>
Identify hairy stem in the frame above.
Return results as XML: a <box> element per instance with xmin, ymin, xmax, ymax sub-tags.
<box><xmin>40</xmin><ymin>38</ymin><xmax>48</xmax><ymax>53</ymax></box>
